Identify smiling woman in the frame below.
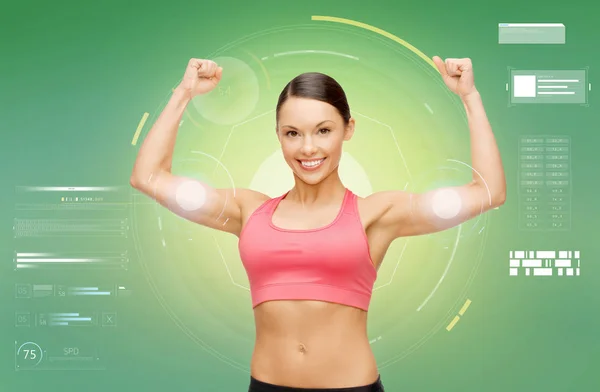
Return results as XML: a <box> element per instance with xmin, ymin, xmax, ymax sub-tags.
<box><xmin>130</xmin><ymin>57</ymin><xmax>505</xmax><ymax>392</ymax></box>
<box><xmin>275</xmin><ymin>72</ymin><xmax>356</xmax><ymax>186</ymax></box>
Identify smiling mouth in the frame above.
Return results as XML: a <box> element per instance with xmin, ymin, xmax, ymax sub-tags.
<box><xmin>297</xmin><ymin>158</ymin><xmax>326</xmax><ymax>169</ymax></box>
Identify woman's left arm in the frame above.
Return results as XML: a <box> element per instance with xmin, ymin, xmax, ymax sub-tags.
<box><xmin>370</xmin><ymin>57</ymin><xmax>506</xmax><ymax>238</ymax></box>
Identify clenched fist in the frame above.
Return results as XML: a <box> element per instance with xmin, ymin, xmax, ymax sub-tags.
<box><xmin>432</xmin><ymin>56</ymin><xmax>477</xmax><ymax>98</ymax></box>
<box><xmin>177</xmin><ymin>58</ymin><xmax>223</xmax><ymax>98</ymax></box>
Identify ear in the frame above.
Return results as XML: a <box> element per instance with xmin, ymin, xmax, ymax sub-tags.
<box><xmin>343</xmin><ymin>118</ymin><xmax>355</xmax><ymax>141</ymax></box>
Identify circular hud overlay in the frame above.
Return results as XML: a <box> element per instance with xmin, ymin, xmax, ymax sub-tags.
<box><xmin>131</xmin><ymin>19</ymin><xmax>490</xmax><ymax>371</ymax></box>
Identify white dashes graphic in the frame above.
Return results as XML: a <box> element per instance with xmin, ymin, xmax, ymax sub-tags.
<box><xmin>509</xmin><ymin>250</ymin><xmax>580</xmax><ymax>276</ymax></box>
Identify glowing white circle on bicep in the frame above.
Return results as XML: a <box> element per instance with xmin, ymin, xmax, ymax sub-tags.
<box><xmin>431</xmin><ymin>188</ymin><xmax>462</xmax><ymax>219</ymax></box>
<box><xmin>175</xmin><ymin>180</ymin><xmax>207</xmax><ymax>211</ymax></box>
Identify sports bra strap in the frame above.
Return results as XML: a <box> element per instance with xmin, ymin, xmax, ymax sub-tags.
<box><xmin>341</xmin><ymin>188</ymin><xmax>357</xmax><ymax>215</ymax></box>
<box><xmin>266</xmin><ymin>192</ymin><xmax>289</xmax><ymax>214</ymax></box>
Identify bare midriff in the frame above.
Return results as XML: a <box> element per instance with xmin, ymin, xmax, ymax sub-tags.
<box><xmin>250</xmin><ymin>299</ymin><xmax>379</xmax><ymax>388</ymax></box>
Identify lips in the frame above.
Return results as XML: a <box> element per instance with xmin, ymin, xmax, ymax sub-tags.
<box><xmin>298</xmin><ymin>158</ymin><xmax>326</xmax><ymax>171</ymax></box>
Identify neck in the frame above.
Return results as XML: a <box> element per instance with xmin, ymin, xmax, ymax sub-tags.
<box><xmin>288</xmin><ymin>169</ymin><xmax>346</xmax><ymax>205</ymax></box>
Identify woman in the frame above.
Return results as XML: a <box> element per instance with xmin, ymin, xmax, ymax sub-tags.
<box><xmin>130</xmin><ymin>57</ymin><xmax>506</xmax><ymax>391</ymax></box>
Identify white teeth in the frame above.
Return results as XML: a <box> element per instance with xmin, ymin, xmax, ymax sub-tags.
<box><xmin>301</xmin><ymin>159</ymin><xmax>324</xmax><ymax>168</ymax></box>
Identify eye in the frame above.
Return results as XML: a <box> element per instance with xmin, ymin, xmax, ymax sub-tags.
<box><xmin>285</xmin><ymin>130</ymin><xmax>298</xmax><ymax>137</ymax></box>
<box><xmin>318</xmin><ymin>128</ymin><xmax>331</xmax><ymax>134</ymax></box>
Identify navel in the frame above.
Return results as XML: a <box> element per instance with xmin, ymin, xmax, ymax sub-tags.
<box><xmin>298</xmin><ymin>343</ymin><xmax>307</xmax><ymax>353</ymax></box>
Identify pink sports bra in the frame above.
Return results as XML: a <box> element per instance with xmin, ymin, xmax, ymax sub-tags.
<box><xmin>238</xmin><ymin>188</ymin><xmax>377</xmax><ymax>311</ymax></box>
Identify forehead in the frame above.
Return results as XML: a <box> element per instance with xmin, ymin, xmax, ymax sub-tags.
<box><xmin>279</xmin><ymin>97</ymin><xmax>338</xmax><ymax>124</ymax></box>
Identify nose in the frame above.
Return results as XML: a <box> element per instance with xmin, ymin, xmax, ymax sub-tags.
<box><xmin>300</xmin><ymin>137</ymin><xmax>318</xmax><ymax>156</ymax></box>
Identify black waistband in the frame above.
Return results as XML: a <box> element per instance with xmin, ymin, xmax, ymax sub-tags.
<box><xmin>248</xmin><ymin>375</ymin><xmax>384</xmax><ymax>392</ymax></box>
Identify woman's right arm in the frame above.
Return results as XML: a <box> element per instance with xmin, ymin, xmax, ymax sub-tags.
<box><xmin>129</xmin><ymin>59</ymin><xmax>263</xmax><ymax>236</ymax></box>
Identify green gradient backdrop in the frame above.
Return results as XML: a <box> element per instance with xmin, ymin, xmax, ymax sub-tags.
<box><xmin>2</xmin><ymin>0</ymin><xmax>599</xmax><ymax>391</ymax></box>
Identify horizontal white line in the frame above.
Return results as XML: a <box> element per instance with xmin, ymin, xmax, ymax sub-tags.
<box><xmin>71</xmin><ymin>292</ymin><xmax>111</xmax><ymax>296</ymax></box>
<box><xmin>16</xmin><ymin>258</ymin><xmax>107</xmax><ymax>263</ymax></box>
<box><xmin>538</xmin><ymin>85</ymin><xmax>568</xmax><ymax>88</ymax></box>
<box><xmin>50</xmin><ymin>317</ymin><xmax>92</xmax><ymax>321</ymax></box>
<box><xmin>538</xmin><ymin>79</ymin><xmax>579</xmax><ymax>82</ymax></box>
<box><xmin>18</xmin><ymin>186</ymin><xmax>119</xmax><ymax>191</ymax></box>
<box><xmin>500</xmin><ymin>23</ymin><xmax>564</xmax><ymax>27</ymax></box>
<box><xmin>537</xmin><ymin>92</ymin><xmax>575</xmax><ymax>95</ymax></box>
<box><xmin>33</xmin><ymin>285</ymin><xmax>52</xmax><ymax>290</ymax></box>
<box><xmin>16</xmin><ymin>253</ymin><xmax>53</xmax><ymax>256</ymax></box>
<box><xmin>273</xmin><ymin>50</ymin><xmax>359</xmax><ymax>60</ymax></box>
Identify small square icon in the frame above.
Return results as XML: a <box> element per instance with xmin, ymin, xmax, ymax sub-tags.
<box><xmin>101</xmin><ymin>312</ymin><xmax>117</xmax><ymax>327</ymax></box>
<box><xmin>15</xmin><ymin>284</ymin><xmax>32</xmax><ymax>298</ymax></box>
<box><xmin>15</xmin><ymin>312</ymin><xmax>30</xmax><ymax>327</ymax></box>
<box><xmin>513</xmin><ymin>75</ymin><xmax>537</xmax><ymax>98</ymax></box>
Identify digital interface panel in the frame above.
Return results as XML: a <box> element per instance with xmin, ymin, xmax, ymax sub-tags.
<box><xmin>12</xmin><ymin>186</ymin><xmax>133</xmax><ymax>371</ymax></box>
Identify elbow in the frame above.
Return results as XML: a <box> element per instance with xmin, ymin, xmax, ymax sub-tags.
<box><xmin>492</xmin><ymin>180</ymin><xmax>506</xmax><ymax>206</ymax></box>
<box><xmin>130</xmin><ymin>168</ymin><xmax>164</xmax><ymax>190</ymax></box>
<box><xmin>129</xmin><ymin>174</ymin><xmax>141</xmax><ymax>189</ymax></box>
<box><xmin>493</xmin><ymin>191</ymin><xmax>506</xmax><ymax>207</ymax></box>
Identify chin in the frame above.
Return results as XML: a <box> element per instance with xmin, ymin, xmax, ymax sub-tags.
<box><xmin>294</xmin><ymin>163</ymin><xmax>333</xmax><ymax>185</ymax></box>
<box><xmin>297</xmin><ymin>174</ymin><xmax>326</xmax><ymax>185</ymax></box>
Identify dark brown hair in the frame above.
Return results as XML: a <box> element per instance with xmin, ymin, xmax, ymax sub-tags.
<box><xmin>276</xmin><ymin>72</ymin><xmax>351</xmax><ymax>126</ymax></box>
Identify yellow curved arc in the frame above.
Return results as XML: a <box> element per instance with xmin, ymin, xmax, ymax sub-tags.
<box><xmin>311</xmin><ymin>15</ymin><xmax>438</xmax><ymax>72</ymax></box>
<box><xmin>244</xmin><ymin>50</ymin><xmax>271</xmax><ymax>90</ymax></box>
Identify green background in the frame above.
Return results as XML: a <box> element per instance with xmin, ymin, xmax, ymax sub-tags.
<box><xmin>1</xmin><ymin>0</ymin><xmax>599</xmax><ymax>391</ymax></box>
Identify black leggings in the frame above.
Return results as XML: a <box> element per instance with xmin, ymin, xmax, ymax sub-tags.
<box><xmin>248</xmin><ymin>375</ymin><xmax>385</xmax><ymax>392</ymax></box>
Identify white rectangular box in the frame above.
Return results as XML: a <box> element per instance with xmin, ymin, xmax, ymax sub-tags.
<box><xmin>515</xmin><ymin>251</ymin><xmax>525</xmax><ymax>258</ymax></box>
<box><xmin>554</xmin><ymin>259</ymin><xmax>571</xmax><ymax>268</ymax></box>
<box><xmin>534</xmin><ymin>268</ymin><xmax>553</xmax><ymax>276</ymax></box>
<box><xmin>559</xmin><ymin>251</ymin><xmax>568</xmax><ymax>258</ymax></box>
<box><xmin>558</xmin><ymin>268</ymin><xmax>563</xmax><ymax>276</ymax></box>
<box><xmin>510</xmin><ymin>259</ymin><xmax>520</xmax><ymax>267</ymax></box>
<box><xmin>511</xmin><ymin>70</ymin><xmax>587</xmax><ymax>104</ymax></box>
<box><xmin>537</xmin><ymin>251</ymin><xmax>556</xmax><ymax>259</ymax></box>
<box><xmin>567</xmin><ymin>268</ymin><xmax>574</xmax><ymax>276</ymax></box>
<box><xmin>522</xmin><ymin>259</ymin><xmax>542</xmax><ymax>268</ymax></box>
<box><xmin>526</xmin><ymin>268</ymin><xmax>530</xmax><ymax>276</ymax></box>
<box><xmin>574</xmin><ymin>251</ymin><xmax>580</xmax><ymax>258</ymax></box>
<box><xmin>499</xmin><ymin>23</ymin><xmax>565</xmax><ymax>44</ymax></box>
<box><xmin>510</xmin><ymin>268</ymin><xmax>518</xmax><ymax>276</ymax></box>
<box><xmin>514</xmin><ymin>75</ymin><xmax>537</xmax><ymax>97</ymax></box>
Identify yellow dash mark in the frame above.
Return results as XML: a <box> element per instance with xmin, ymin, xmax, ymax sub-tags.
<box><xmin>311</xmin><ymin>16</ymin><xmax>438</xmax><ymax>72</ymax></box>
<box><xmin>446</xmin><ymin>316</ymin><xmax>460</xmax><ymax>331</ymax></box>
<box><xmin>131</xmin><ymin>112</ymin><xmax>149</xmax><ymax>146</ymax></box>
<box><xmin>458</xmin><ymin>299</ymin><xmax>472</xmax><ymax>316</ymax></box>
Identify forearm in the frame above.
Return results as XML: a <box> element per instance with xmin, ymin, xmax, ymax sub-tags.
<box><xmin>130</xmin><ymin>86</ymin><xmax>191</xmax><ymax>185</ymax></box>
<box><xmin>462</xmin><ymin>90</ymin><xmax>506</xmax><ymax>205</ymax></box>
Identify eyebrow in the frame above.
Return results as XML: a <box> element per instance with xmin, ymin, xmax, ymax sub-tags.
<box><xmin>282</xmin><ymin>120</ymin><xmax>333</xmax><ymax>130</ymax></box>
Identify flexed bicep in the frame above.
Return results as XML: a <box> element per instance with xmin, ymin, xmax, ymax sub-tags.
<box><xmin>131</xmin><ymin>169</ymin><xmax>244</xmax><ymax>235</ymax></box>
